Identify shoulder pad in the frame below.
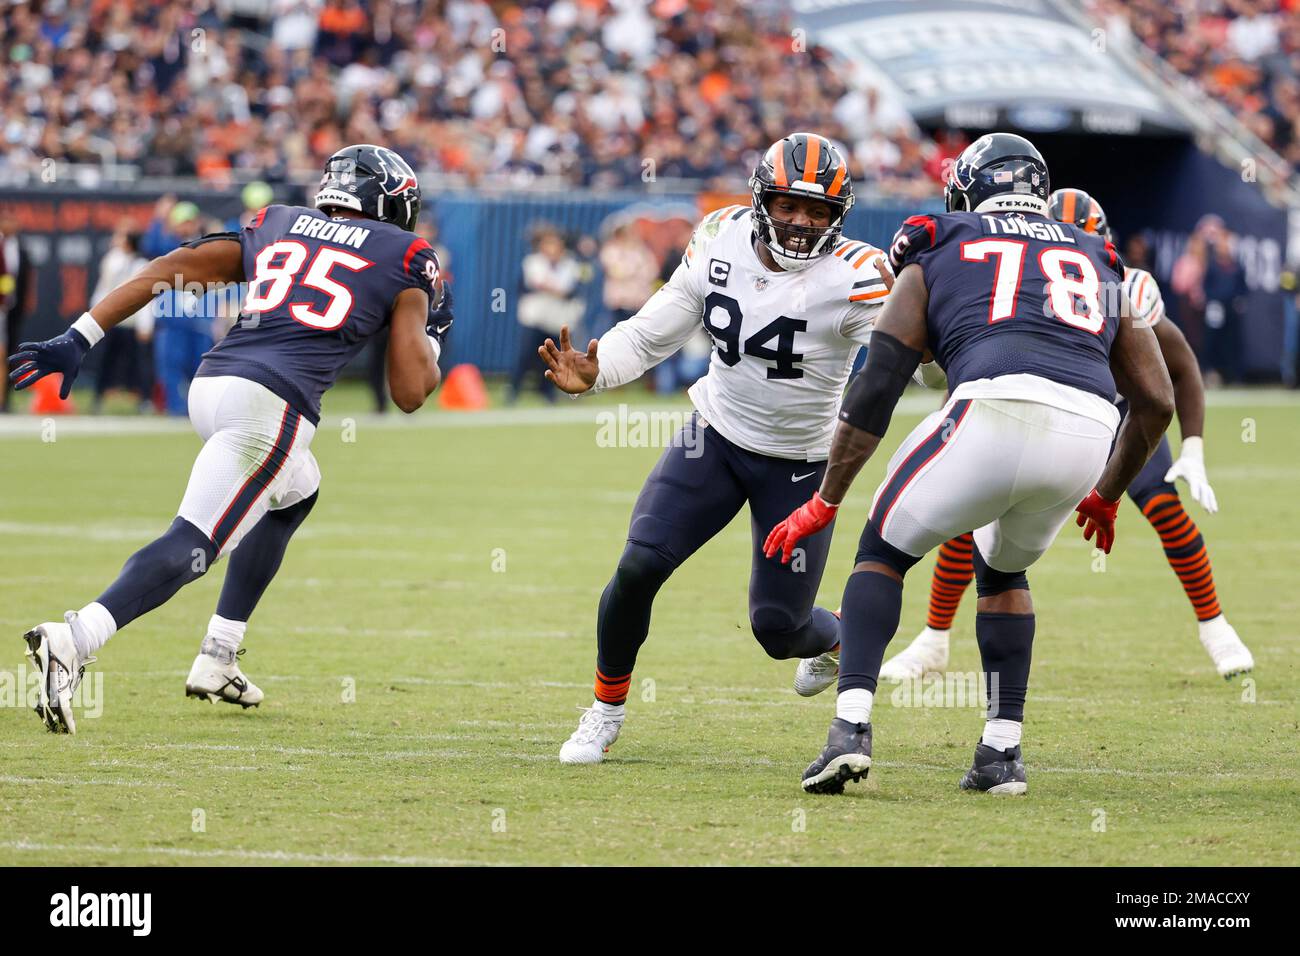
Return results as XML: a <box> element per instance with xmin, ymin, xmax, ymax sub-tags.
<box><xmin>832</xmin><ymin>240</ymin><xmax>890</xmax><ymax>303</ymax></box>
<box><xmin>180</xmin><ymin>231</ymin><xmax>241</xmax><ymax>249</ymax></box>
<box><xmin>683</xmin><ymin>205</ymin><xmax>749</xmax><ymax>265</ymax></box>
<box><xmin>887</xmin><ymin>214</ymin><xmax>938</xmax><ymax>273</ymax></box>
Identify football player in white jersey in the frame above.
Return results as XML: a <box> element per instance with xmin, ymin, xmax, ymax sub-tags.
<box><xmin>877</xmin><ymin>188</ymin><xmax>1253</xmax><ymax>685</ymax></box>
<box><xmin>539</xmin><ymin>132</ymin><xmax>903</xmax><ymax>764</ymax></box>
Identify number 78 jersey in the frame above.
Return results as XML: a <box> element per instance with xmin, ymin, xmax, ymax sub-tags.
<box><xmin>890</xmin><ymin>210</ymin><xmax>1125</xmax><ymax>403</ymax></box>
<box><xmin>196</xmin><ymin>204</ymin><xmax>440</xmax><ymax>425</ymax></box>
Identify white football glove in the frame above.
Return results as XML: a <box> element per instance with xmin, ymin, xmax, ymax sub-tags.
<box><xmin>1164</xmin><ymin>436</ymin><xmax>1218</xmax><ymax>514</ymax></box>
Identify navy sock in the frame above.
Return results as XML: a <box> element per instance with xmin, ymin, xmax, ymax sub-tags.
<box><xmin>837</xmin><ymin>569</ymin><xmax>904</xmax><ymax>695</ymax></box>
<box><xmin>97</xmin><ymin>517</ymin><xmax>217</xmax><ymax>628</ymax></box>
<box><xmin>975</xmin><ymin>611</ymin><xmax>1035</xmax><ymax>722</ymax></box>
<box><xmin>216</xmin><ymin>492</ymin><xmax>318</xmax><ymax>622</ymax></box>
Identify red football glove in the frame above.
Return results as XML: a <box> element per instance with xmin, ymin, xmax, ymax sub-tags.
<box><xmin>1076</xmin><ymin>489</ymin><xmax>1121</xmax><ymax>554</ymax></box>
<box><xmin>764</xmin><ymin>493</ymin><xmax>839</xmax><ymax>565</ymax></box>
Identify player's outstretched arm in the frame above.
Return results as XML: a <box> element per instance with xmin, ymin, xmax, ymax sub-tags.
<box><xmin>1153</xmin><ymin>318</ymin><xmax>1216</xmax><ymax>512</ymax></box>
<box><xmin>763</xmin><ymin>265</ymin><xmax>928</xmax><ymax>564</ymax></box>
<box><xmin>387</xmin><ymin>287</ymin><xmax>441</xmax><ymax>412</ymax></box>
<box><xmin>539</xmin><ymin>325</ymin><xmax>599</xmax><ymax>394</ymax></box>
<box><xmin>1077</xmin><ymin>310</ymin><xmax>1175</xmax><ymax>553</ymax></box>
<box><xmin>8</xmin><ymin>238</ymin><xmax>243</xmax><ymax>398</ymax></box>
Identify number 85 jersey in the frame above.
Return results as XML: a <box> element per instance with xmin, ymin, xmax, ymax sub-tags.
<box><xmin>890</xmin><ymin>210</ymin><xmax>1125</xmax><ymax>411</ymax></box>
<box><xmin>196</xmin><ymin>204</ymin><xmax>441</xmax><ymax>425</ymax></box>
<box><xmin>593</xmin><ymin>206</ymin><xmax>890</xmax><ymax>460</ymax></box>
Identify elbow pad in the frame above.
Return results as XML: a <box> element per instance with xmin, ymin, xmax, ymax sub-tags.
<box><xmin>839</xmin><ymin>332</ymin><xmax>923</xmax><ymax>436</ymax></box>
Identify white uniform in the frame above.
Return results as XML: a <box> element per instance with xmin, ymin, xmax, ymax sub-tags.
<box><xmin>179</xmin><ymin>376</ymin><xmax>321</xmax><ymax>557</ymax></box>
<box><xmin>1122</xmin><ymin>267</ymin><xmax>1166</xmax><ymax>328</ymax></box>
<box><xmin>594</xmin><ymin>206</ymin><xmax>890</xmax><ymax>460</ymax></box>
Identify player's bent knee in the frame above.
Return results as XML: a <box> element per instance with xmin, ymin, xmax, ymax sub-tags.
<box><xmin>972</xmin><ymin>546</ymin><xmax>1030</xmax><ymax>598</ymax></box>
<box><xmin>853</xmin><ymin>520</ymin><xmax>921</xmax><ymax>579</ymax></box>
<box><xmin>750</xmin><ymin>607</ymin><xmax>803</xmax><ymax>659</ymax></box>
<box><xmin>613</xmin><ymin>542</ymin><xmax>676</xmax><ymax>595</ymax></box>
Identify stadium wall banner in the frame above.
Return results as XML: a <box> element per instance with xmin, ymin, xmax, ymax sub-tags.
<box><xmin>792</xmin><ymin>0</ymin><xmax>1189</xmax><ymax>135</ymax></box>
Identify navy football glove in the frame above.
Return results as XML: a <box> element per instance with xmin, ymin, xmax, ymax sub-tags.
<box><xmin>7</xmin><ymin>328</ymin><xmax>93</xmax><ymax>400</ymax></box>
<box><xmin>426</xmin><ymin>283</ymin><xmax>454</xmax><ymax>345</ymax></box>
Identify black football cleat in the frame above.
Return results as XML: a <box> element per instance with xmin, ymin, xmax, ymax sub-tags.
<box><xmin>959</xmin><ymin>742</ymin><xmax>1027</xmax><ymax>796</ymax></box>
<box><xmin>801</xmin><ymin>718</ymin><xmax>872</xmax><ymax>794</ymax></box>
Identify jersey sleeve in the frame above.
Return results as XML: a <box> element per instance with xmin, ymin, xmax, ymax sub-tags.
<box><xmin>837</xmin><ymin>243</ymin><xmax>891</xmax><ymax>345</ymax></box>
<box><xmin>887</xmin><ymin>214</ymin><xmax>939</xmax><ymax>274</ymax></box>
<box><xmin>593</xmin><ymin>258</ymin><xmax>706</xmax><ymax>391</ymax></box>
<box><xmin>681</xmin><ymin>204</ymin><xmax>747</xmax><ymax>270</ymax></box>
<box><xmin>399</xmin><ymin>236</ymin><xmax>442</xmax><ymax>302</ymax></box>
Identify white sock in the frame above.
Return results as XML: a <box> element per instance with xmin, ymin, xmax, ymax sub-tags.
<box><xmin>593</xmin><ymin>699</ymin><xmax>624</xmax><ymax>717</ymax></box>
<box><xmin>922</xmin><ymin>627</ymin><xmax>950</xmax><ymax>643</ymax></box>
<box><xmin>836</xmin><ymin>688</ymin><xmax>873</xmax><ymax>725</ymax></box>
<box><xmin>70</xmin><ymin>602</ymin><xmax>117</xmax><ymax>659</ymax></box>
<box><xmin>982</xmin><ymin>718</ymin><xmax>1022</xmax><ymax>751</ymax></box>
<box><xmin>205</xmin><ymin>614</ymin><xmax>247</xmax><ymax>656</ymax></box>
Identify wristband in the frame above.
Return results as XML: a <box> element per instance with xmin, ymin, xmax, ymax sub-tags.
<box><xmin>426</xmin><ymin>335</ymin><xmax>442</xmax><ymax>364</ymax></box>
<box><xmin>1179</xmin><ymin>435</ymin><xmax>1204</xmax><ymax>462</ymax></box>
<box><xmin>72</xmin><ymin>312</ymin><xmax>105</xmax><ymax>348</ymax></box>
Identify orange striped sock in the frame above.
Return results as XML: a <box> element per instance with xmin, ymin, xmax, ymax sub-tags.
<box><xmin>926</xmin><ymin>532</ymin><xmax>975</xmax><ymax>631</ymax></box>
<box><xmin>594</xmin><ymin>667</ymin><xmax>632</xmax><ymax>705</ymax></box>
<box><xmin>1141</xmin><ymin>493</ymin><xmax>1222</xmax><ymax>621</ymax></box>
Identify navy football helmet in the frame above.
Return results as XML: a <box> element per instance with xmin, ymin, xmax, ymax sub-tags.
<box><xmin>314</xmin><ymin>144</ymin><xmax>422</xmax><ymax>232</ymax></box>
<box><xmin>749</xmin><ymin>132</ymin><xmax>854</xmax><ymax>271</ymax></box>
<box><xmin>1049</xmin><ymin>187</ymin><xmax>1112</xmax><ymax>242</ymax></box>
<box><xmin>945</xmin><ymin>133</ymin><xmax>1050</xmax><ymax>216</ymax></box>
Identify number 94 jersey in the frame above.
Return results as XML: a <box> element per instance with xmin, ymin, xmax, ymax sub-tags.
<box><xmin>196</xmin><ymin>204</ymin><xmax>441</xmax><ymax>425</ymax></box>
<box><xmin>591</xmin><ymin>206</ymin><xmax>889</xmax><ymax>461</ymax></box>
<box><xmin>889</xmin><ymin>210</ymin><xmax>1124</xmax><ymax>405</ymax></box>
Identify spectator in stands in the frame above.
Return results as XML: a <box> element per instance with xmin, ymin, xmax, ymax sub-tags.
<box><xmin>598</xmin><ymin>224</ymin><xmax>657</xmax><ymax>339</ymax></box>
<box><xmin>510</xmin><ymin>225</ymin><xmax>583</xmax><ymax>404</ymax></box>
<box><xmin>151</xmin><ymin>201</ymin><xmax>220</xmax><ymax>414</ymax></box>
<box><xmin>1201</xmin><ymin>221</ymin><xmax>1249</xmax><ymax>386</ymax></box>
<box><xmin>91</xmin><ymin>228</ymin><xmax>152</xmax><ymax>413</ymax></box>
<box><xmin>0</xmin><ymin>213</ymin><xmax>27</xmax><ymax>413</ymax></box>
<box><xmin>0</xmin><ymin>0</ymin><xmax>947</xmax><ymax>195</ymax></box>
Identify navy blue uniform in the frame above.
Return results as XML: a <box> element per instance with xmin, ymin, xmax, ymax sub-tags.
<box><xmin>889</xmin><ymin>210</ymin><xmax>1124</xmax><ymax>401</ymax></box>
<box><xmin>197</xmin><ymin>204</ymin><xmax>441</xmax><ymax>424</ymax></box>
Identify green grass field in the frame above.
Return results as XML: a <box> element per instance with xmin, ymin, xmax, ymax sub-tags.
<box><xmin>1</xmin><ymin>383</ymin><xmax>1297</xmax><ymax>866</ymax></box>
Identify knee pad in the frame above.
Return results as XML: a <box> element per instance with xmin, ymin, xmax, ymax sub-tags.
<box><xmin>854</xmin><ymin>520</ymin><xmax>922</xmax><ymax>576</ymax></box>
<box><xmin>972</xmin><ymin>545</ymin><xmax>1029</xmax><ymax>598</ymax></box>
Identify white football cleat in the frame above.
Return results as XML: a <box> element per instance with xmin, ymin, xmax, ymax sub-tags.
<box><xmin>22</xmin><ymin>613</ymin><xmax>95</xmax><ymax>734</ymax></box>
<box><xmin>1198</xmin><ymin>616</ymin><xmax>1253</xmax><ymax>679</ymax></box>
<box><xmin>794</xmin><ymin>647</ymin><xmax>840</xmax><ymax>697</ymax></box>
<box><xmin>185</xmin><ymin>638</ymin><xmax>263</xmax><ymax>708</ymax></box>
<box><xmin>559</xmin><ymin>703</ymin><xmax>623</xmax><ymax>764</ymax></box>
<box><xmin>878</xmin><ymin>627</ymin><xmax>950</xmax><ymax>681</ymax></box>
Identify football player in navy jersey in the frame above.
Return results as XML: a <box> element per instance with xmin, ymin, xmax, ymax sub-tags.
<box><xmin>764</xmin><ymin>133</ymin><xmax>1175</xmax><ymax>795</ymax></box>
<box><xmin>8</xmin><ymin>144</ymin><xmax>451</xmax><ymax>733</ymax></box>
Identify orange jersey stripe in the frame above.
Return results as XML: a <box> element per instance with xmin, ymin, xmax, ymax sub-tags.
<box><xmin>849</xmin><ymin>289</ymin><xmax>888</xmax><ymax>302</ymax></box>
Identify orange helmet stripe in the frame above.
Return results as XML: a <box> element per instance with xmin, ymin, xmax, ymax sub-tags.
<box><xmin>803</xmin><ymin>135</ymin><xmax>821</xmax><ymax>184</ymax></box>
<box><xmin>772</xmin><ymin>144</ymin><xmax>789</xmax><ymax>188</ymax></box>
<box><xmin>1060</xmin><ymin>189</ymin><xmax>1077</xmax><ymax>225</ymax></box>
<box><xmin>827</xmin><ymin>161</ymin><xmax>846</xmax><ymax>197</ymax></box>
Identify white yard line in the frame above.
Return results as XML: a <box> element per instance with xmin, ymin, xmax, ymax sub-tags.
<box><xmin>2</xmin><ymin>388</ymin><xmax>1295</xmax><ymax>440</ymax></box>
<box><xmin>0</xmin><ymin>839</ymin><xmax>503</xmax><ymax>866</ymax></box>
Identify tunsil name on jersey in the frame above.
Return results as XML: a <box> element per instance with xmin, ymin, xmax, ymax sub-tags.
<box><xmin>979</xmin><ymin>215</ymin><xmax>1076</xmax><ymax>243</ymax></box>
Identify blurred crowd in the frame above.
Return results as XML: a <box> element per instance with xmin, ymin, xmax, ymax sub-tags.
<box><xmin>0</xmin><ymin>0</ymin><xmax>942</xmax><ymax>197</ymax></box>
<box><xmin>1088</xmin><ymin>0</ymin><xmax>1300</xmax><ymax>175</ymax></box>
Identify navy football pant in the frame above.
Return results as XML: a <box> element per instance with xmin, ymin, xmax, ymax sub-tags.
<box><xmin>594</xmin><ymin>415</ymin><xmax>840</xmax><ymax>704</ymax></box>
